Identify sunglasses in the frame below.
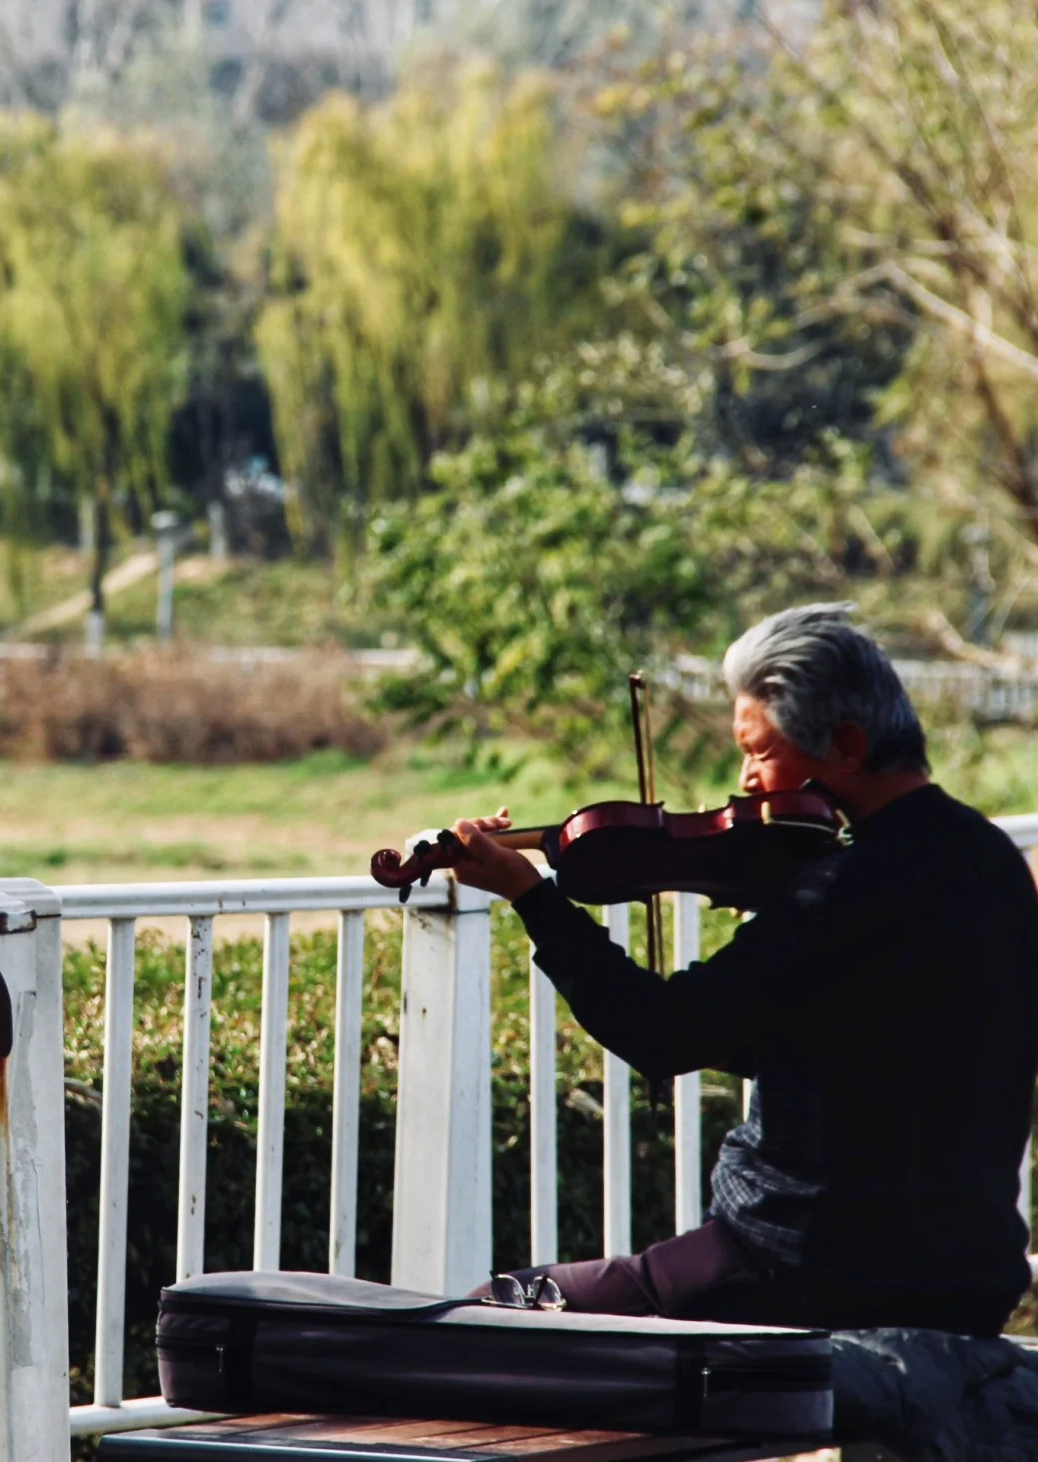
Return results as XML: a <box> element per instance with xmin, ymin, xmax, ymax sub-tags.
<box><xmin>485</xmin><ymin>1272</ymin><xmax>567</xmax><ymax>1311</ymax></box>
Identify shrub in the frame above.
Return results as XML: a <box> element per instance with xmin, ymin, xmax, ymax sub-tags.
<box><xmin>0</xmin><ymin>649</ymin><xmax>384</xmax><ymax>763</ymax></box>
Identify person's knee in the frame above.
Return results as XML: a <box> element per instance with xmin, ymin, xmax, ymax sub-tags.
<box><xmin>553</xmin><ymin>1255</ymin><xmax>658</xmax><ymax>1316</ymax></box>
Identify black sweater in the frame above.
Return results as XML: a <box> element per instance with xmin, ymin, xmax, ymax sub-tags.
<box><xmin>513</xmin><ymin>785</ymin><xmax>1038</xmax><ymax>1328</ymax></box>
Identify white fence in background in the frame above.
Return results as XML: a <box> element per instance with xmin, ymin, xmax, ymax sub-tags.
<box><xmin>5</xmin><ymin>641</ymin><xmax>1038</xmax><ymax>719</ymax></box>
<box><xmin>0</xmin><ymin>812</ymin><xmax>1035</xmax><ymax>1452</ymax></box>
<box><xmin>670</xmin><ymin>654</ymin><xmax>1038</xmax><ymax>721</ymax></box>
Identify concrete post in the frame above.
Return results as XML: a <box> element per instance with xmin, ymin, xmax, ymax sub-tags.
<box><xmin>151</xmin><ymin>511</ymin><xmax>180</xmax><ymax>643</ymax></box>
<box><xmin>85</xmin><ymin>611</ymin><xmax>105</xmax><ymax>659</ymax></box>
<box><xmin>391</xmin><ymin>879</ymin><xmax>492</xmax><ymax>1295</ymax></box>
<box><xmin>207</xmin><ymin>502</ymin><xmax>228</xmax><ymax>561</ymax></box>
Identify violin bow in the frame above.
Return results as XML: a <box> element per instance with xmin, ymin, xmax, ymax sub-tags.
<box><xmin>629</xmin><ymin>672</ymin><xmax>666</xmax><ymax>979</ymax></box>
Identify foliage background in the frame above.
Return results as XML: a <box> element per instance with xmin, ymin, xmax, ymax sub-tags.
<box><xmin>3</xmin><ymin>0</ymin><xmax>1038</xmax><ymax>702</ymax></box>
<box><xmin>4</xmin><ymin>4</ymin><xmax>1038</xmax><ymax>1447</ymax></box>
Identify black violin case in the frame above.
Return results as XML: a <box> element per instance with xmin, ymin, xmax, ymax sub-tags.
<box><xmin>157</xmin><ymin>1271</ymin><xmax>833</xmax><ymax>1444</ymax></box>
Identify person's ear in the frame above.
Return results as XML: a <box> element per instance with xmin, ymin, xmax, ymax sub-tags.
<box><xmin>829</xmin><ymin>721</ymin><xmax>868</xmax><ymax>771</ymax></box>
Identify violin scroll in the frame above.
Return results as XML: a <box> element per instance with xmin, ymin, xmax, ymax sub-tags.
<box><xmin>370</xmin><ymin>829</ymin><xmax>462</xmax><ymax>903</ymax></box>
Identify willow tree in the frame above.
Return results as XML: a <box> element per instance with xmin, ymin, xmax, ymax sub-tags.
<box><xmin>0</xmin><ymin>115</ymin><xmax>191</xmax><ymax>622</ymax></box>
<box><xmin>257</xmin><ymin>60</ymin><xmax>614</xmax><ymax>553</ymax></box>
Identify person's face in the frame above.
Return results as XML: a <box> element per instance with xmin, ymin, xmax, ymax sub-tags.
<box><xmin>733</xmin><ymin>693</ymin><xmax>835</xmax><ymax>795</ymax></box>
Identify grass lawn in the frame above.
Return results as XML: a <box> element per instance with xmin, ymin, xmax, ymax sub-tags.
<box><xmin>99</xmin><ymin>553</ymin><xmax>380</xmax><ymax>648</ymax></box>
<box><xmin>0</xmin><ymin>540</ymin><xmax>137</xmax><ymax>632</ymax></box>
<box><xmin>0</xmin><ymin>721</ymin><xmax>1034</xmax><ymax>890</ymax></box>
<box><xmin>0</xmin><ymin>742</ymin><xmax>657</xmax><ymax>886</ymax></box>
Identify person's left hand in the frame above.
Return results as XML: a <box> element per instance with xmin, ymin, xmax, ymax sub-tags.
<box><xmin>449</xmin><ymin>807</ymin><xmax>541</xmax><ymax>902</ymax></box>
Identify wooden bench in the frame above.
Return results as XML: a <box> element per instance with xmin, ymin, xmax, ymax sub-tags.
<box><xmin>96</xmin><ymin>1414</ymin><xmax>843</xmax><ymax>1462</ymax></box>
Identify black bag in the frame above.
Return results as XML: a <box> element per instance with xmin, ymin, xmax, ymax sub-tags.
<box><xmin>157</xmin><ymin>1271</ymin><xmax>833</xmax><ymax>1443</ymax></box>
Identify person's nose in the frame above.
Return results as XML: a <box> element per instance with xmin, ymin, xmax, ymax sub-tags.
<box><xmin>739</xmin><ymin>755</ymin><xmax>759</xmax><ymax>793</ymax></box>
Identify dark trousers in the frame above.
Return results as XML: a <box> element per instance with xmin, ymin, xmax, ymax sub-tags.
<box><xmin>472</xmin><ymin>1219</ymin><xmax>770</xmax><ymax>1320</ymax></box>
<box><xmin>473</xmin><ymin>1218</ymin><xmax>1011</xmax><ymax>1336</ymax></box>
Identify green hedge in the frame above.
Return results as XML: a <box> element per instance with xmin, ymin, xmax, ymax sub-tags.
<box><xmin>64</xmin><ymin>910</ymin><xmax>743</xmax><ymax>1413</ymax></box>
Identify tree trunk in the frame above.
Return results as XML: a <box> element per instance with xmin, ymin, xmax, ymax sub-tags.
<box><xmin>89</xmin><ymin>491</ymin><xmax>111</xmax><ymax>621</ymax></box>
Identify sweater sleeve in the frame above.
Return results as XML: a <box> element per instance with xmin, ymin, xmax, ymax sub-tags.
<box><xmin>510</xmin><ymin>876</ymin><xmax>837</xmax><ymax>1079</ymax></box>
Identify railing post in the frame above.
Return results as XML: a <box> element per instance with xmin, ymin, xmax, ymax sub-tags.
<box><xmin>0</xmin><ymin>879</ymin><xmax>69</xmax><ymax>1462</ymax></box>
<box><xmin>391</xmin><ymin>879</ymin><xmax>492</xmax><ymax>1295</ymax></box>
<box><xmin>673</xmin><ymin>892</ymin><xmax>702</xmax><ymax>1234</ymax></box>
<box><xmin>603</xmin><ymin>905</ymin><xmax>631</xmax><ymax>1258</ymax></box>
<box><xmin>529</xmin><ymin>945</ymin><xmax>558</xmax><ymax>1267</ymax></box>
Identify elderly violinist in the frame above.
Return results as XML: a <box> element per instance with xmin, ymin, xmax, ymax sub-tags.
<box><xmin>449</xmin><ymin>604</ymin><xmax>1038</xmax><ymax>1337</ymax></box>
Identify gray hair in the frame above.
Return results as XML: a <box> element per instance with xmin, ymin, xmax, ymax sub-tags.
<box><xmin>722</xmin><ymin>603</ymin><xmax>929</xmax><ymax>773</ymax></box>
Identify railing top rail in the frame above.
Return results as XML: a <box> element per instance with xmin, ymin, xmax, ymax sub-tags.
<box><xmin>53</xmin><ymin>873</ymin><xmax>452</xmax><ymax>921</ymax></box>
<box><xmin>993</xmin><ymin>813</ymin><xmax>1038</xmax><ymax>850</ymax></box>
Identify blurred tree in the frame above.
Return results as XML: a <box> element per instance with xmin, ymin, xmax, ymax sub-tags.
<box><xmin>0</xmin><ymin>116</ymin><xmax>192</xmax><ymax>625</ymax></box>
<box><xmin>428</xmin><ymin>0</ymin><xmax>709</xmax><ymax>72</ymax></box>
<box><xmin>0</xmin><ymin>0</ymin><xmax>456</xmax><ymax>126</ymax></box>
<box><xmin>364</xmin><ymin>398</ymin><xmax>888</xmax><ymax>775</ymax></box>
<box><xmin>623</xmin><ymin>1</ymin><xmax>1038</xmax><ymax>646</ymax></box>
<box><xmin>62</xmin><ymin>13</ymin><xmax>271</xmax><ymax>237</ymax></box>
<box><xmin>62</xmin><ymin>16</ymin><xmax>281</xmax><ymax>537</ymax></box>
<box><xmin>546</xmin><ymin>5</ymin><xmax>1038</xmax><ymax>648</ymax></box>
<box><xmin>66</xmin><ymin>0</ymin><xmax>155</xmax><ymax>88</ymax></box>
<box><xmin>257</xmin><ymin>60</ymin><xmax>619</xmax><ymax>554</ymax></box>
<box><xmin>579</xmin><ymin>31</ymin><xmax>911</xmax><ymax>479</ymax></box>
<box><xmin>775</xmin><ymin>0</ymin><xmax>1038</xmax><ymax>644</ymax></box>
<box><xmin>226</xmin><ymin>0</ymin><xmax>439</xmax><ymax>124</ymax></box>
<box><xmin>0</xmin><ymin>0</ymin><xmax>177</xmax><ymax>112</ymax></box>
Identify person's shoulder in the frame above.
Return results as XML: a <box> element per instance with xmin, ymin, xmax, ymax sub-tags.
<box><xmin>927</xmin><ymin>785</ymin><xmax>1038</xmax><ymax>886</ymax></box>
<box><xmin>929</xmin><ymin>784</ymin><xmax>1021</xmax><ymax>845</ymax></box>
<box><xmin>836</xmin><ymin>783</ymin><xmax>1018</xmax><ymax>890</ymax></box>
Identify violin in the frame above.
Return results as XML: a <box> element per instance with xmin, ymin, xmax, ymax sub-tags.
<box><xmin>370</xmin><ymin>787</ymin><xmax>849</xmax><ymax>912</ymax></box>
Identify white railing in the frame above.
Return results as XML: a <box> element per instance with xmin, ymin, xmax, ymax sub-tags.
<box><xmin>0</xmin><ymin>810</ymin><xmax>1034</xmax><ymax>1454</ymax></box>
<box><xmin>57</xmin><ymin>875</ymin><xmax>454</xmax><ymax>1439</ymax></box>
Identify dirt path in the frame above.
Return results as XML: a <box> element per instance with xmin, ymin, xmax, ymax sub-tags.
<box><xmin>16</xmin><ymin>551</ymin><xmax>159</xmax><ymax>633</ymax></box>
